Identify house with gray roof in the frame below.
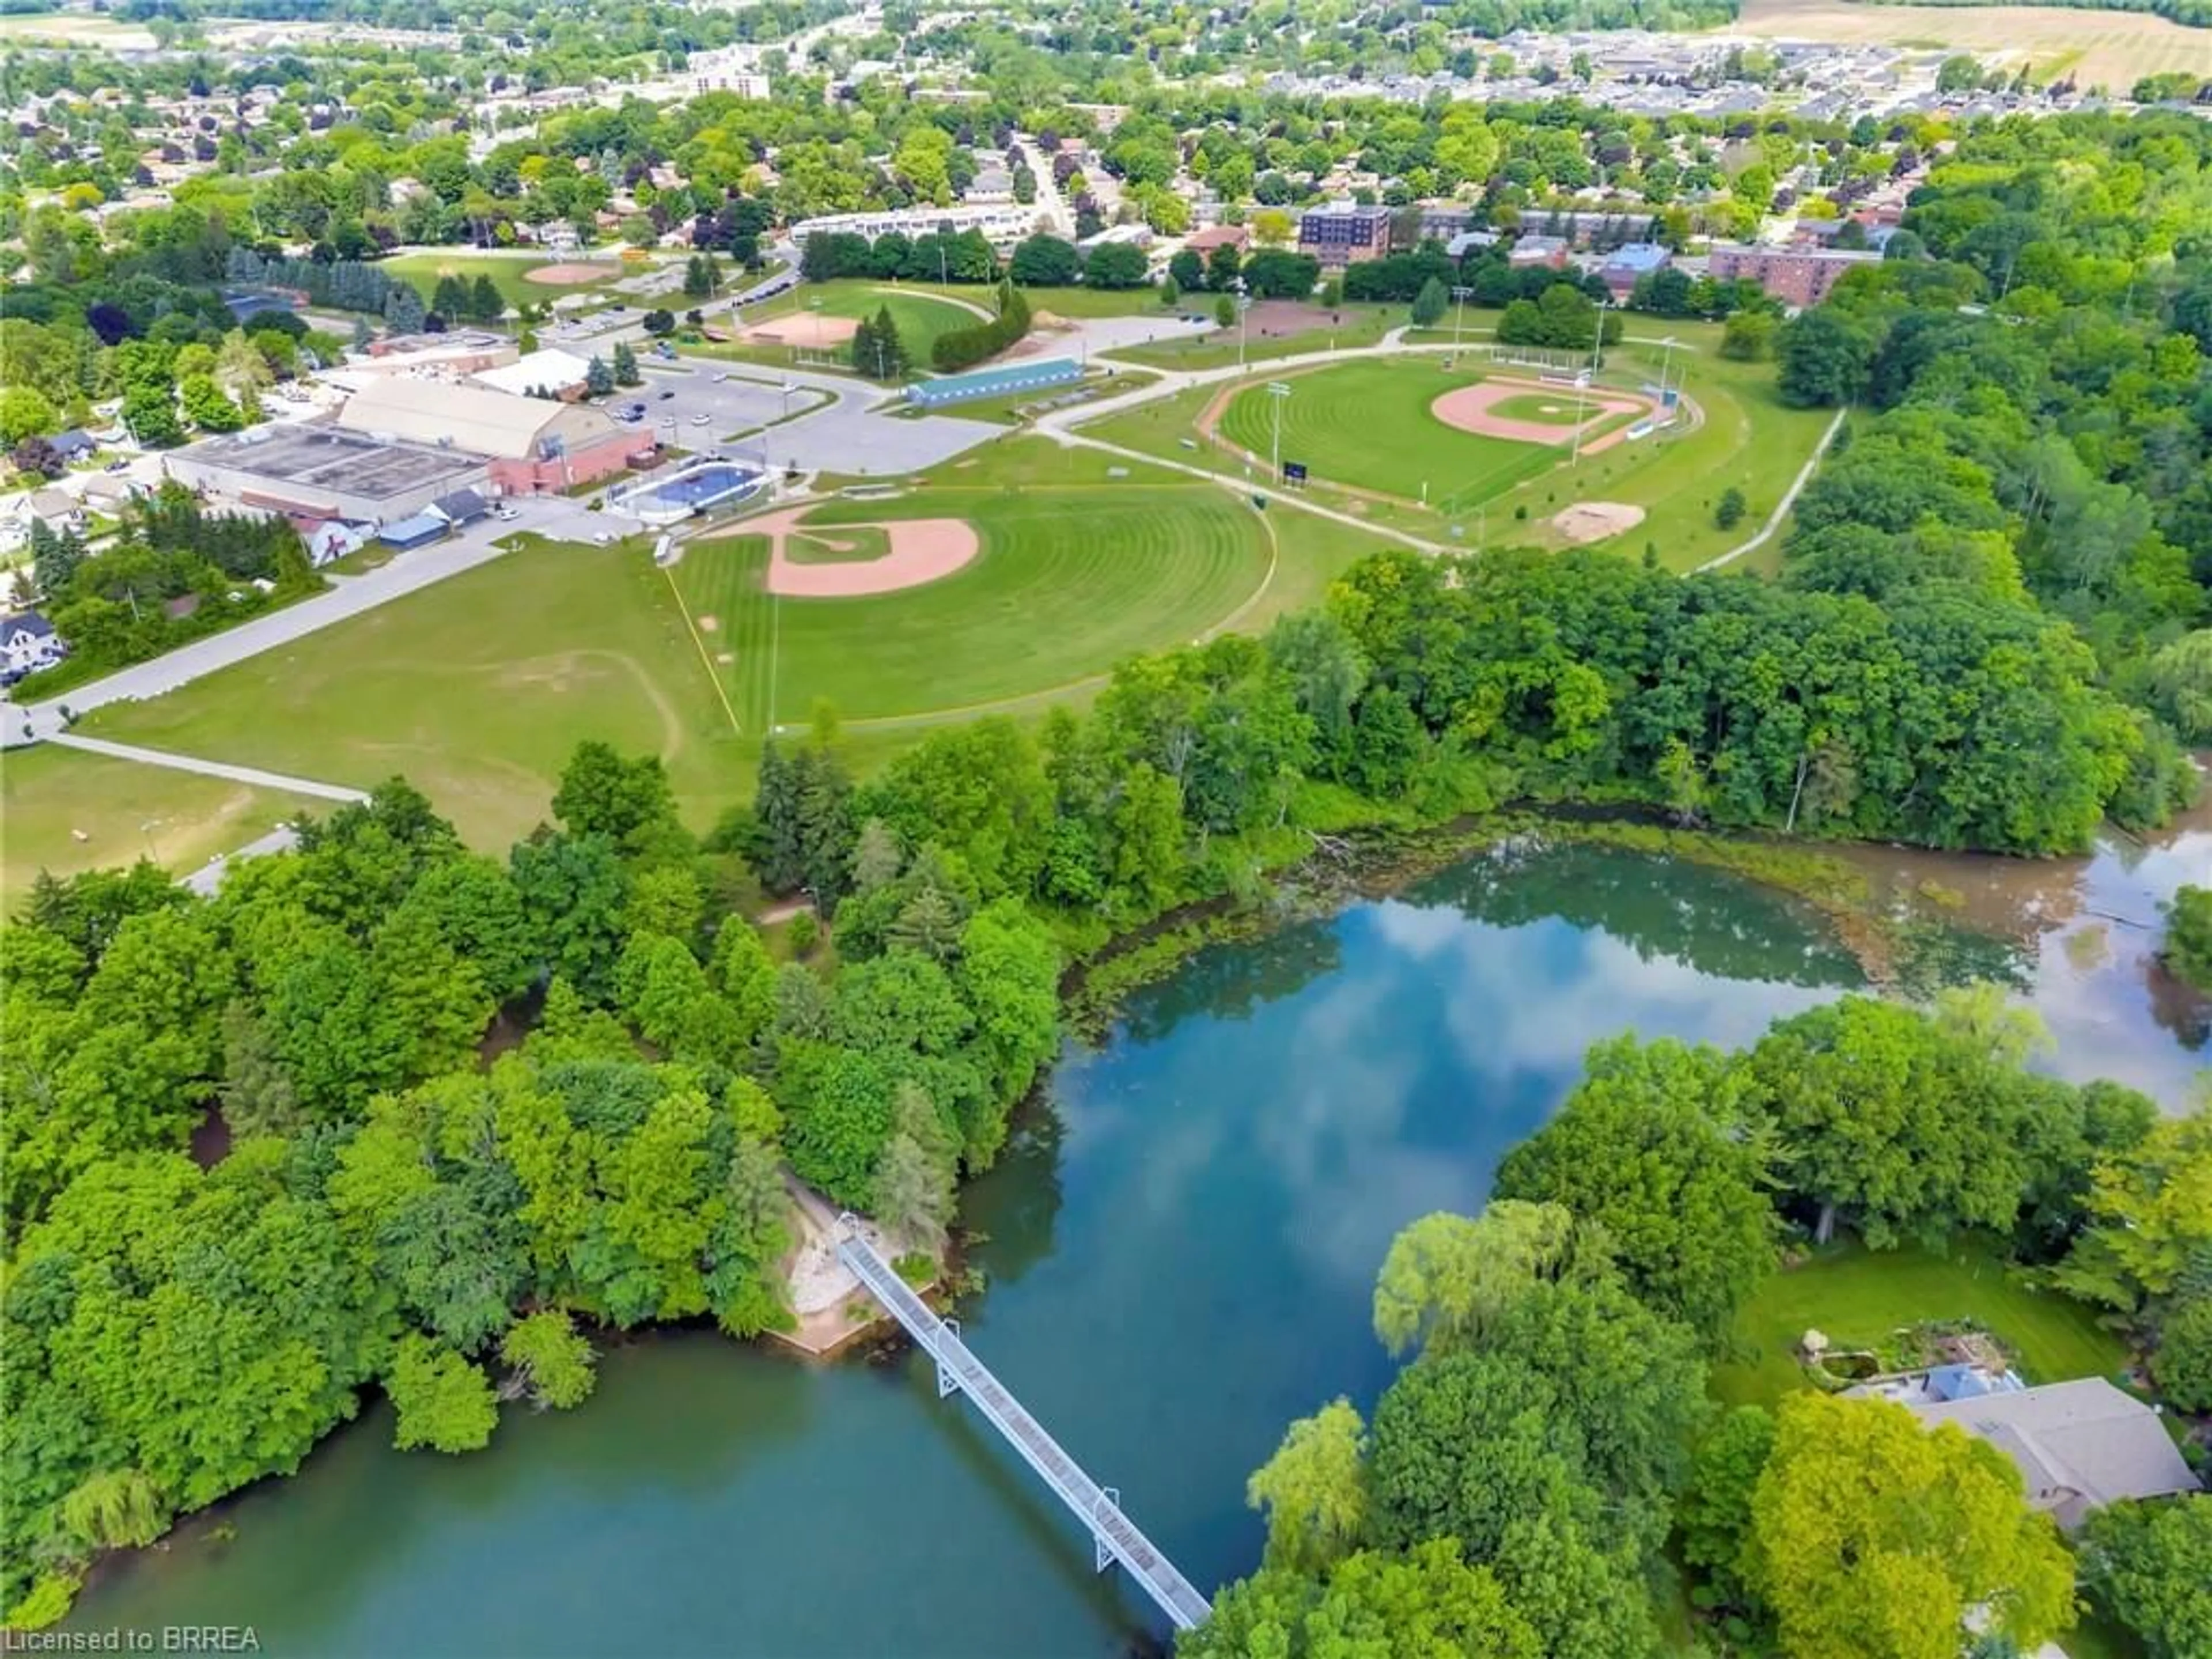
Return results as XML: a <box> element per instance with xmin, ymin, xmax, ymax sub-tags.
<box><xmin>1902</xmin><ymin>1377</ymin><xmax>2199</xmax><ymax>1531</ymax></box>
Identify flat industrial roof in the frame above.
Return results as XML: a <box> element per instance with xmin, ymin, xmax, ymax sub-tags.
<box><xmin>176</xmin><ymin>424</ymin><xmax>484</xmax><ymax>503</ymax></box>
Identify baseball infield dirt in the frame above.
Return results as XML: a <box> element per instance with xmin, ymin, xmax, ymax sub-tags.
<box><xmin>1430</xmin><ymin>378</ymin><xmax>1657</xmax><ymax>455</ymax></box>
<box><xmin>732</xmin><ymin>506</ymin><xmax>979</xmax><ymax>597</ymax></box>
<box><xmin>1552</xmin><ymin>502</ymin><xmax>1646</xmax><ymax>544</ymax></box>
<box><xmin>522</xmin><ymin>262</ymin><xmax>616</xmax><ymax>286</ymax></box>
<box><xmin>742</xmin><ymin>314</ymin><xmax>859</xmax><ymax>348</ymax></box>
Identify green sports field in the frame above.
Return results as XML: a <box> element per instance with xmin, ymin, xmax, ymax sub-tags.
<box><xmin>1213</xmin><ymin>359</ymin><xmax>1563</xmax><ymax>510</ymax></box>
<box><xmin>70</xmin><ymin>441</ymin><xmax>1364</xmax><ymax>847</ymax></box>
<box><xmin>1485</xmin><ymin>392</ymin><xmax>1586</xmax><ymax>425</ymax></box>
<box><xmin>673</xmin><ymin>482</ymin><xmax>1272</xmax><ymax>729</ymax></box>
<box><xmin>378</xmin><ymin>251</ymin><xmax>649</xmax><ymax>310</ymax></box>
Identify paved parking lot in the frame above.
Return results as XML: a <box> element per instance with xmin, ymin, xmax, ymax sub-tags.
<box><xmin>632</xmin><ymin>357</ymin><xmax>1003</xmax><ymax>479</ymax></box>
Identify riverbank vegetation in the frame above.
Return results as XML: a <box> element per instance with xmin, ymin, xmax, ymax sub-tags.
<box><xmin>1192</xmin><ymin>997</ymin><xmax>2211</xmax><ymax>1658</ymax></box>
<box><xmin>3</xmin><ymin>483</ymin><xmax>2200</xmax><ymax>1621</ymax></box>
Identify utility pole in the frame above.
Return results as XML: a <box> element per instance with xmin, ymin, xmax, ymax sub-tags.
<box><xmin>1449</xmin><ymin>283</ymin><xmax>1472</xmax><ymax>364</ymax></box>
<box><xmin>1235</xmin><ymin>275</ymin><xmax>1249</xmax><ymax>372</ymax></box>
<box><xmin>1266</xmin><ymin>380</ymin><xmax>1290</xmax><ymax>480</ymax></box>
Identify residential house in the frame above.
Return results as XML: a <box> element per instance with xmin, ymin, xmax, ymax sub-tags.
<box><xmin>1897</xmin><ymin>1377</ymin><xmax>2199</xmax><ymax>1532</ymax></box>
<box><xmin>47</xmin><ymin>430</ymin><xmax>97</xmax><ymax>464</ymax></box>
<box><xmin>1508</xmin><ymin>234</ymin><xmax>1569</xmax><ymax>270</ymax></box>
<box><xmin>0</xmin><ymin>611</ymin><xmax>67</xmax><ymax>683</ymax></box>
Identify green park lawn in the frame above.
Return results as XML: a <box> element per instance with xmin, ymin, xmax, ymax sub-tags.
<box><xmin>1108</xmin><ymin>302</ymin><xmax>1407</xmax><ymax>372</ymax></box>
<box><xmin>81</xmin><ymin>533</ymin><xmax>747</xmax><ymax>851</ymax></box>
<box><xmin>66</xmin><ymin>438</ymin><xmax>1380</xmax><ymax>850</ymax></box>
<box><xmin>1</xmin><ymin>745</ymin><xmax>320</xmax><ymax>913</ymax></box>
<box><xmin>1215</xmin><ymin>358</ymin><xmax>1560</xmax><ymax>509</ymax></box>
<box><xmin>1709</xmin><ymin>1236</ymin><xmax>2130</xmax><ymax>1410</ymax></box>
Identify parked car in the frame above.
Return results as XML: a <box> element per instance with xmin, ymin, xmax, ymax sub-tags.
<box><xmin>493</xmin><ymin>506</ymin><xmax>520</xmax><ymax>522</ymax></box>
<box><xmin>658</xmin><ymin>390</ymin><xmax>675</xmax><ymax>400</ymax></box>
<box><xmin>690</xmin><ymin>414</ymin><xmax>710</xmax><ymax>426</ymax></box>
<box><xmin>591</xmin><ymin>530</ymin><xmax>615</xmax><ymax>545</ymax></box>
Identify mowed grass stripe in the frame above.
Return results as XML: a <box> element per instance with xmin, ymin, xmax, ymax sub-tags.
<box><xmin>675</xmin><ymin>487</ymin><xmax>1268</xmax><ymax>722</ymax></box>
<box><xmin>1215</xmin><ymin>359</ymin><xmax>1552</xmax><ymax>505</ymax></box>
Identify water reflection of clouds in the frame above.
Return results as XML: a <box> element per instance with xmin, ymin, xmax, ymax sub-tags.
<box><xmin>1370</xmin><ymin>897</ymin><xmax>1838</xmax><ymax>1079</ymax></box>
<box><xmin>1246</xmin><ymin>897</ymin><xmax>1844</xmax><ymax>1291</ymax></box>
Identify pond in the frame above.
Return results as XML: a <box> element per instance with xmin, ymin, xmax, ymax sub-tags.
<box><xmin>66</xmin><ymin>831</ymin><xmax>2203</xmax><ymax>1657</ymax></box>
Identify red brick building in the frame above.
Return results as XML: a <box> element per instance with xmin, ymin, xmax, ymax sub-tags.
<box><xmin>1707</xmin><ymin>244</ymin><xmax>1885</xmax><ymax>309</ymax></box>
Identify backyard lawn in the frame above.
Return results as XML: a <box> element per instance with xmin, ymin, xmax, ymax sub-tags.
<box><xmin>1710</xmin><ymin>1236</ymin><xmax>2130</xmax><ymax>1410</ymax></box>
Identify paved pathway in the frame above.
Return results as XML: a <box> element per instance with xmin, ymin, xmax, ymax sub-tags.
<box><xmin>51</xmin><ymin>734</ymin><xmax>368</xmax><ymax>802</ymax></box>
<box><xmin>181</xmin><ymin>824</ymin><xmax>303</xmax><ymax>896</ymax></box>
<box><xmin>1694</xmin><ymin>407</ymin><xmax>1849</xmax><ymax>573</ymax></box>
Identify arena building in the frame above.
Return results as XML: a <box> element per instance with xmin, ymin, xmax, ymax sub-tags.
<box><xmin>164</xmin><ymin>425</ymin><xmax>489</xmax><ymax>523</ymax></box>
<box><xmin>335</xmin><ymin>377</ymin><xmax>642</xmax><ymax>494</ymax></box>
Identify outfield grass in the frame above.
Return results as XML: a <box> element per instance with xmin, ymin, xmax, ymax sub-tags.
<box><xmin>378</xmin><ymin>251</ymin><xmax>645</xmax><ymax>310</ymax></box>
<box><xmin>1215</xmin><ymin>358</ymin><xmax>1564</xmax><ymax>509</ymax></box>
<box><xmin>1710</xmin><ymin>1236</ymin><xmax>2130</xmax><ymax>1411</ymax></box>
<box><xmin>81</xmin><ymin>536</ymin><xmax>744</xmax><ymax>850</ymax></box>
<box><xmin>1</xmin><ymin>746</ymin><xmax>318</xmax><ymax>912</ymax></box>
<box><xmin>1108</xmin><ymin>302</ymin><xmax>1407</xmax><ymax>370</ymax></box>
<box><xmin>1486</xmin><ymin>392</ymin><xmax>1587</xmax><ymax>425</ymax></box>
<box><xmin>810</xmin><ymin>285</ymin><xmax>984</xmax><ymax>370</ymax></box>
<box><xmin>675</xmin><ymin>482</ymin><xmax>1272</xmax><ymax>728</ymax></box>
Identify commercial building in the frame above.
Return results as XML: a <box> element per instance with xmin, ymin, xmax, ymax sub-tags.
<box><xmin>165</xmin><ymin>424</ymin><xmax>488</xmax><ymax>523</ymax></box>
<box><xmin>790</xmin><ymin>203</ymin><xmax>1041</xmax><ymax>251</ymax></box>
<box><xmin>1599</xmin><ymin>242</ymin><xmax>1673</xmax><ymax>301</ymax></box>
<box><xmin>1707</xmin><ymin>243</ymin><xmax>1884</xmax><ymax>308</ymax></box>
<box><xmin>335</xmin><ymin>378</ymin><xmax>639</xmax><ymax>494</ymax></box>
<box><xmin>1297</xmin><ymin>204</ymin><xmax>1392</xmax><ymax>269</ymax></box>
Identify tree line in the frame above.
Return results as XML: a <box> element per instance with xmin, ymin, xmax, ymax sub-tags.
<box><xmin>0</xmin><ymin>737</ymin><xmax>1061</xmax><ymax>1627</ymax></box>
<box><xmin>1187</xmin><ymin>994</ymin><xmax>2210</xmax><ymax>1658</ymax></box>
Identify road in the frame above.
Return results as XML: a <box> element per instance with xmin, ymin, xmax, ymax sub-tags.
<box><xmin>1010</xmin><ymin>134</ymin><xmax>1073</xmax><ymax>239</ymax></box>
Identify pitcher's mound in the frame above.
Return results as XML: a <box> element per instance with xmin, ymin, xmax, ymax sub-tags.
<box><xmin>1552</xmin><ymin>502</ymin><xmax>1645</xmax><ymax>544</ymax></box>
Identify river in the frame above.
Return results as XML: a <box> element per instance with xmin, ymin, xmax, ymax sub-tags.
<box><xmin>67</xmin><ymin>830</ymin><xmax>2207</xmax><ymax>1657</ymax></box>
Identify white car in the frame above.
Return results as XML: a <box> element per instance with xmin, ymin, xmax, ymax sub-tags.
<box><xmin>690</xmin><ymin>414</ymin><xmax>710</xmax><ymax>426</ymax></box>
<box><xmin>591</xmin><ymin>530</ymin><xmax>615</xmax><ymax>546</ymax></box>
<box><xmin>493</xmin><ymin>506</ymin><xmax>520</xmax><ymax>521</ymax></box>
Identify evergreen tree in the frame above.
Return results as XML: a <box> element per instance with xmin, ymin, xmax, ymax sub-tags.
<box><xmin>469</xmin><ymin>274</ymin><xmax>503</xmax><ymax>323</ymax></box>
<box><xmin>585</xmin><ymin>355</ymin><xmax>615</xmax><ymax>397</ymax></box>
<box><xmin>611</xmin><ymin>342</ymin><xmax>641</xmax><ymax>386</ymax></box>
<box><xmin>383</xmin><ymin>284</ymin><xmax>426</xmax><ymax>335</ymax></box>
<box><xmin>849</xmin><ymin>313</ymin><xmax>879</xmax><ymax>378</ymax></box>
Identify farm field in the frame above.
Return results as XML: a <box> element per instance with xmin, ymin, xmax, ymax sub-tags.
<box><xmin>1709</xmin><ymin>1236</ymin><xmax>2129</xmax><ymax>1411</ymax></box>
<box><xmin>1</xmin><ymin>745</ymin><xmax>319</xmax><ymax>911</ymax></box>
<box><xmin>672</xmin><ymin>480</ymin><xmax>1272</xmax><ymax>729</ymax></box>
<box><xmin>1726</xmin><ymin>0</ymin><xmax>2209</xmax><ymax>89</ymax></box>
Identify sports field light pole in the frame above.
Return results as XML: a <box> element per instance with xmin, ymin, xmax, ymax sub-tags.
<box><xmin>1266</xmin><ymin>380</ymin><xmax>1291</xmax><ymax>481</ymax></box>
<box><xmin>1570</xmin><ymin>298</ymin><xmax>1609</xmax><ymax>467</ymax></box>
<box><xmin>1449</xmin><ymin>283</ymin><xmax>1472</xmax><ymax>363</ymax></box>
<box><xmin>1657</xmin><ymin>334</ymin><xmax>1679</xmax><ymax>416</ymax></box>
<box><xmin>1235</xmin><ymin>275</ymin><xmax>1249</xmax><ymax>372</ymax></box>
